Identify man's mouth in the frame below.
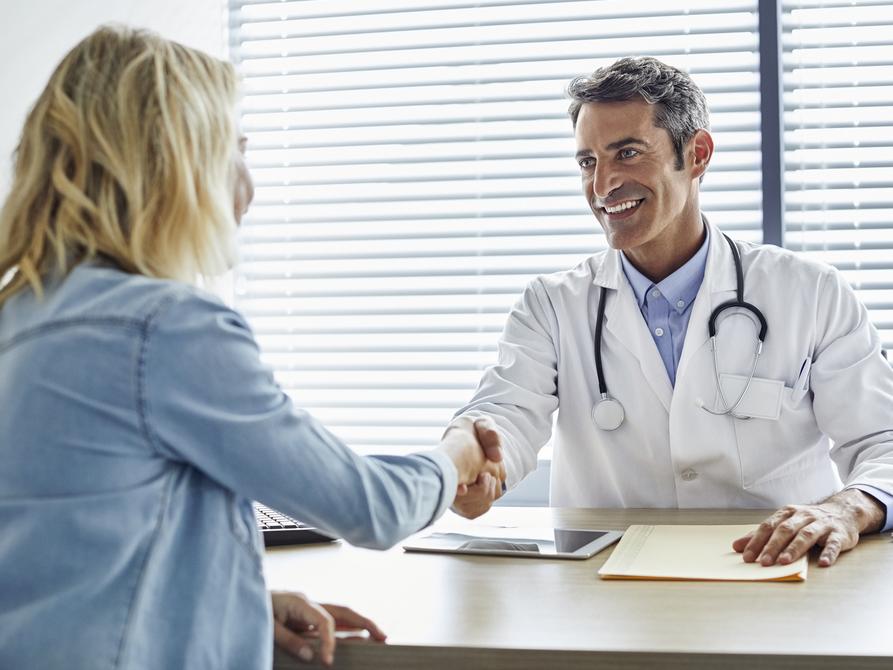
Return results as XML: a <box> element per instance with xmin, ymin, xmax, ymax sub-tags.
<box><xmin>600</xmin><ymin>198</ymin><xmax>643</xmax><ymax>216</ymax></box>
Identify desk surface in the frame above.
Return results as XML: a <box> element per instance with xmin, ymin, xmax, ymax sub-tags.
<box><xmin>265</xmin><ymin>507</ymin><xmax>893</xmax><ymax>669</ymax></box>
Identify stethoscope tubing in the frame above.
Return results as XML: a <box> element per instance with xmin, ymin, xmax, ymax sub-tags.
<box><xmin>592</xmin><ymin>233</ymin><xmax>768</xmax><ymax>430</ymax></box>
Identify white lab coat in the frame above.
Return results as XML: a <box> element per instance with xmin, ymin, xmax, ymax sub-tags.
<box><xmin>457</xmin><ymin>220</ymin><xmax>893</xmax><ymax>509</ymax></box>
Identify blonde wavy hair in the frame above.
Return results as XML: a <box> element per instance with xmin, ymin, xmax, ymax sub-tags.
<box><xmin>0</xmin><ymin>24</ymin><xmax>239</xmax><ymax>305</ymax></box>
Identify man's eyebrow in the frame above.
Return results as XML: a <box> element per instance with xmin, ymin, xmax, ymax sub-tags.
<box><xmin>575</xmin><ymin>137</ymin><xmax>650</xmax><ymax>159</ymax></box>
<box><xmin>605</xmin><ymin>137</ymin><xmax>649</xmax><ymax>151</ymax></box>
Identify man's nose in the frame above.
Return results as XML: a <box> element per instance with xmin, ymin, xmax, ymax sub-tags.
<box><xmin>593</xmin><ymin>163</ymin><xmax>622</xmax><ymax>201</ymax></box>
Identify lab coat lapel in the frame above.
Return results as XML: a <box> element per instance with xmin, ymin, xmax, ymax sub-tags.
<box><xmin>675</xmin><ymin>219</ymin><xmax>738</xmax><ymax>384</ymax></box>
<box><xmin>598</xmin><ymin>249</ymin><xmax>674</xmax><ymax>413</ymax></box>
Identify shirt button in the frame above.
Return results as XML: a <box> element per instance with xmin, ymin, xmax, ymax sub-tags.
<box><xmin>676</xmin><ymin>300</ymin><xmax>685</xmax><ymax>309</ymax></box>
<box><xmin>654</xmin><ymin>327</ymin><xmax>664</xmax><ymax>337</ymax></box>
<box><xmin>681</xmin><ymin>469</ymin><xmax>698</xmax><ymax>481</ymax></box>
<box><xmin>651</xmin><ymin>289</ymin><xmax>661</xmax><ymax>299</ymax></box>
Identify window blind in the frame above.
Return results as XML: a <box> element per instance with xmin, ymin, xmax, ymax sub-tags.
<box><xmin>228</xmin><ymin>0</ymin><xmax>763</xmax><ymax>454</ymax></box>
<box><xmin>782</xmin><ymin>0</ymin><xmax>893</xmax><ymax>351</ymax></box>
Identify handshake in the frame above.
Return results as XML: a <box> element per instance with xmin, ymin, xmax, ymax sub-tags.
<box><xmin>437</xmin><ymin>416</ymin><xmax>506</xmax><ymax>519</ymax></box>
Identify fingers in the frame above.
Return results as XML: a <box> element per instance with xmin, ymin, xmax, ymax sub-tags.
<box><xmin>439</xmin><ymin>417</ymin><xmax>506</xmax><ymax>488</ymax></box>
<box><xmin>481</xmin><ymin>458</ymin><xmax>506</xmax><ymax>482</ymax></box>
<box><xmin>736</xmin><ymin>505</ymin><xmax>860</xmax><ymax>568</ymax></box>
<box><xmin>731</xmin><ymin>531</ymin><xmax>753</xmax><ymax>553</ymax></box>
<box><xmin>490</xmin><ymin>471</ymin><xmax>501</xmax><ymax>500</ymax></box>
<box><xmin>473</xmin><ymin>417</ymin><xmax>503</xmax><ymax>461</ymax></box>
<box><xmin>773</xmin><ymin>518</ymin><xmax>835</xmax><ymax>564</ymax></box>
<box><xmin>273</xmin><ymin>620</ymin><xmax>316</xmax><ymax>664</ymax></box>
<box><xmin>451</xmin><ymin>474</ymin><xmax>500</xmax><ymax>519</ymax></box>
<box><xmin>739</xmin><ymin>507</ymin><xmax>796</xmax><ymax>564</ymax></box>
<box><xmin>818</xmin><ymin>531</ymin><xmax>847</xmax><ymax>567</ymax></box>
<box><xmin>282</xmin><ymin>597</ymin><xmax>336</xmax><ymax>666</ymax></box>
<box><xmin>475</xmin><ymin>472</ymin><xmax>501</xmax><ymax>500</ymax></box>
<box><xmin>321</xmin><ymin>604</ymin><xmax>388</xmax><ymax>641</ymax></box>
<box><xmin>306</xmin><ymin>606</ymin><xmax>336</xmax><ymax>666</ymax></box>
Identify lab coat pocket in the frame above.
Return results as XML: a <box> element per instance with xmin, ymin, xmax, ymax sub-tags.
<box><xmin>713</xmin><ymin>374</ymin><xmax>783</xmax><ymax>420</ymax></box>
<box><xmin>722</xmin><ymin>380</ymin><xmax>822</xmax><ymax>490</ymax></box>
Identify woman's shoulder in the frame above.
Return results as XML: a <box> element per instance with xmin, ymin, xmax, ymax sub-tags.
<box><xmin>55</xmin><ymin>263</ymin><xmax>236</xmax><ymax>325</ymax></box>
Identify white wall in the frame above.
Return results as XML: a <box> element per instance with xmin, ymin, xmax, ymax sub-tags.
<box><xmin>0</xmin><ymin>0</ymin><xmax>226</xmax><ymax>196</ymax></box>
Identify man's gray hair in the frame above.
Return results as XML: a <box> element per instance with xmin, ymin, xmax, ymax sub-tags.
<box><xmin>567</xmin><ymin>56</ymin><xmax>709</xmax><ymax>170</ymax></box>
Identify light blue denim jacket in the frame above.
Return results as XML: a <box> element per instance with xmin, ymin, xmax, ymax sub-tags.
<box><xmin>0</xmin><ymin>262</ymin><xmax>457</xmax><ymax>669</ymax></box>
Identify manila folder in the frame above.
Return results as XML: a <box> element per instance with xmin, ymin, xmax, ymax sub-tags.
<box><xmin>598</xmin><ymin>524</ymin><xmax>807</xmax><ymax>581</ymax></box>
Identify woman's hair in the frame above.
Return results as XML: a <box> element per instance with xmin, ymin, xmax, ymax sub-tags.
<box><xmin>0</xmin><ymin>24</ymin><xmax>239</xmax><ymax>305</ymax></box>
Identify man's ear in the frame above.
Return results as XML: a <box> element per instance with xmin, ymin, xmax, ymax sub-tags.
<box><xmin>689</xmin><ymin>129</ymin><xmax>714</xmax><ymax>180</ymax></box>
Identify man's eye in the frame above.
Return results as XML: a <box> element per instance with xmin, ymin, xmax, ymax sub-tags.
<box><xmin>579</xmin><ymin>158</ymin><xmax>595</xmax><ymax>169</ymax></box>
<box><xmin>619</xmin><ymin>148</ymin><xmax>638</xmax><ymax>159</ymax></box>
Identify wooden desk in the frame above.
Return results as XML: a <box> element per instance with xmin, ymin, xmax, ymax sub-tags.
<box><xmin>265</xmin><ymin>507</ymin><xmax>893</xmax><ymax>669</ymax></box>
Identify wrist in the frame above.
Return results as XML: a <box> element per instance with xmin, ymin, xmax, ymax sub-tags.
<box><xmin>436</xmin><ymin>441</ymin><xmax>474</xmax><ymax>484</ymax></box>
<box><xmin>441</xmin><ymin>416</ymin><xmax>473</xmax><ymax>440</ymax></box>
<box><xmin>834</xmin><ymin>489</ymin><xmax>885</xmax><ymax>534</ymax></box>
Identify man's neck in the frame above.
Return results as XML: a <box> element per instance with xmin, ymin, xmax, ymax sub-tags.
<box><xmin>622</xmin><ymin>214</ymin><xmax>706</xmax><ymax>283</ymax></box>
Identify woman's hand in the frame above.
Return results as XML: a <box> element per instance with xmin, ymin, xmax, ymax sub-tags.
<box><xmin>271</xmin><ymin>591</ymin><xmax>387</xmax><ymax>666</ymax></box>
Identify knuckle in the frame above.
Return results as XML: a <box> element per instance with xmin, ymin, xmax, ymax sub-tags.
<box><xmin>799</xmin><ymin>526</ymin><xmax>817</xmax><ymax>540</ymax></box>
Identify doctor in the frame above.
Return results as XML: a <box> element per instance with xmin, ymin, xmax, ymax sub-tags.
<box><xmin>449</xmin><ymin>57</ymin><xmax>893</xmax><ymax>568</ymax></box>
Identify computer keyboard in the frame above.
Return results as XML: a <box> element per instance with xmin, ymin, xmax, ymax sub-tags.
<box><xmin>253</xmin><ymin>502</ymin><xmax>337</xmax><ymax>547</ymax></box>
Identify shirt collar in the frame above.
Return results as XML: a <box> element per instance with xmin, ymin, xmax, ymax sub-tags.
<box><xmin>620</xmin><ymin>224</ymin><xmax>710</xmax><ymax>314</ymax></box>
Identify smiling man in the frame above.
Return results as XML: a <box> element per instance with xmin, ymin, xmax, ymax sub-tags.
<box><xmin>448</xmin><ymin>57</ymin><xmax>893</xmax><ymax>568</ymax></box>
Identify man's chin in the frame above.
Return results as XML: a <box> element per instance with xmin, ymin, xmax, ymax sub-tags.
<box><xmin>601</xmin><ymin>224</ymin><xmax>647</xmax><ymax>252</ymax></box>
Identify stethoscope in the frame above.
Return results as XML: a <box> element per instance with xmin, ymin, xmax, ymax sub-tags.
<box><xmin>592</xmin><ymin>233</ymin><xmax>768</xmax><ymax>430</ymax></box>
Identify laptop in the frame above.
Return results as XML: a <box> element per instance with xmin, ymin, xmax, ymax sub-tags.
<box><xmin>253</xmin><ymin>502</ymin><xmax>337</xmax><ymax>547</ymax></box>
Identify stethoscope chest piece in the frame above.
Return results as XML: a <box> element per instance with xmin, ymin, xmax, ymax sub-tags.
<box><xmin>592</xmin><ymin>396</ymin><xmax>625</xmax><ymax>431</ymax></box>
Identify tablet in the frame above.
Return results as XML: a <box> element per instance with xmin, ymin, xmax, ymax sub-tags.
<box><xmin>402</xmin><ymin>527</ymin><xmax>623</xmax><ymax>560</ymax></box>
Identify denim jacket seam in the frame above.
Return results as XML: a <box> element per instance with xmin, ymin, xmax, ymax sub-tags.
<box><xmin>111</xmin><ymin>467</ymin><xmax>178</xmax><ymax>669</ymax></box>
<box><xmin>136</xmin><ymin>290</ymin><xmax>190</xmax><ymax>459</ymax></box>
<box><xmin>0</xmin><ymin>316</ymin><xmax>143</xmax><ymax>354</ymax></box>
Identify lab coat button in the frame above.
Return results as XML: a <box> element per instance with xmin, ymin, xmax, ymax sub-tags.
<box><xmin>681</xmin><ymin>468</ymin><xmax>698</xmax><ymax>481</ymax></box>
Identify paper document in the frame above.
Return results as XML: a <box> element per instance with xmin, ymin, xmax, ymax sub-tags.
<box><xmin>598</xmin><ymin>524</ymin><xmax>807</xmax><ymax>581</ymax></box>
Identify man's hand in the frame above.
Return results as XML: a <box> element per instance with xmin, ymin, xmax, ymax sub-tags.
<box><xmin>732</xmin><ymin>489</ymin><xmax>885</xmax><ymax>568</ymax></box>
<box><xmin>438</xmin><ymin>416</ymin><xmax>505</xmax><ymax>511</ymax></box>
<box><xmin>271</xmin><ymin>591</ymin><xmax>386</xmax><ymax>666</ymax></box>
<box><xmin>438</xmin><ymin>417</ymin><xmax>505</xmax><ymax>518</ymax></box>
<box><xmin>453</xmin><ymin>470</ymin><xmax>503</xmax><ymax>519</ymax></box>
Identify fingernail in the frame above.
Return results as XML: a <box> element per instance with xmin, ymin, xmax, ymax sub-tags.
<box><xmin>760</xmin><ymin>554</ymin><xmax>773</xmax><ymax>566</ymax></box>
<box><xmin>779</xmin><ymin>552</ymin><xmax>791</xmax><ymax>564</ymax></box>
<box><xmin>298</xmin><ymin>647</ymin><xmax>313</xmax><ymax>662</ymax></box>
<box><xmin>742</xmin><ymin>551</ymin><xmax>754</xmax><ymax>562</ymax></box>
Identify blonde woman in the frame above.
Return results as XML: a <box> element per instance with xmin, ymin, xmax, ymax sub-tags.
<box><xmin>0</xmin><ymin>26</ymin><xmax>504</xmax><ymax>669</ymax></box>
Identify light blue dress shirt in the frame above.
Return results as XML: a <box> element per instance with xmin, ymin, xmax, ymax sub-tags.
<box><xmin>619</xmin><ymin>227</ymin><xmax>891</xmax><ymax>531</ymax></box>
<box><xmin>620</xmin><ymin>227</ymin><xmax>710</xmax><ymax>387</ymax></box>
<box><xmin>0</xmin><ymin>262</ymin><xmax>458</xmax><ymax>670</ymax></box>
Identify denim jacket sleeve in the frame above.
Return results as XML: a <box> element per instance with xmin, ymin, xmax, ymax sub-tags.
<box><xmin>139</xmin><ymin>290</ymin><xmax>457</xmax><ymax>550</ymax></box>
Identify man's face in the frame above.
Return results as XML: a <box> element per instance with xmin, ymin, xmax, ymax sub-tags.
<box><xmin>574</xmin><ymin>99</ymin><xmax>701</xmax><ymax>256</ymax></box>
